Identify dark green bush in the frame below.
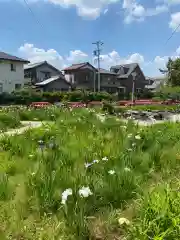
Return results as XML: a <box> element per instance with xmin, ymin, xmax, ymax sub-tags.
<box><xmin>0</xmin><ymin>90</ymin><xmax>113</xmax><ymax>105</ymax></box>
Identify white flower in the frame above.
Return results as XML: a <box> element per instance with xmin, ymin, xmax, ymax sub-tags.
<box><xmin>78</xmin><ymin>186</ymin><xmax>93</xmax><ymax>198</ymax></box>
<box><xmin>108</xmin><ymin>170</ymin><xmax>115</xmax><ymax>175</ymax></box>
<box><xmin>93</xmin><ymin>160</ymin><xmax>99</xmax><ymax>163</ymax></box>
<box><xmin>118</xmin><ymin>217</ymin><xmax>130</xmax><ymax>226</ymax></box>
<box><xmin>29</xmin><ymin>154</ymin><xmax>34</xmax><ymax>158</ymax></box>
<box><xmin>120</xmin><ymin>125</ymin><xmax>127</xmax><ymax>129</ymax></box>
<box><xmin>85</xmin><ymin>162</ymin><xmax>93</xmax><ymax>168</ymax></box>
<box><xmin>61</xmin><ymin>188</ymin><xmax>73</xmax><ymax>205</ymax></box>
<box><xmin>127</xmin><ymin>134</ymin><xmax>133</xmax><ymax>138</ymax></box>
<box><xmin>127</xmin><ymin>116</ymin><xmax>133</xmax><ymax>120</ymax></box>
<box><xmin>135</xmin><ymin>135</ymin><xmax>141</xmax><ymax>140</ymax></box>
<box><xmin>102</xmin><ymin>156</ymin><xmax>108</xmax><ymax>161</ymax></box>
<box><xmin>96</xmin><ymin>114</ymin><xmax>106</xmax><ymax>123</ymax></box>
<box><xmin>132</xmin><ymin>143</ymin><xmax>136</xmax><ymax>147</ymax></box>
<box><xmin>124</xmin><ymin>167</ymin><xmax>131</xmax><ymax>172</ymax></box>
<box><xmin>127</xmin><ymin>148</ymin><xmax>132</xmax><ymax>152</ymax></box>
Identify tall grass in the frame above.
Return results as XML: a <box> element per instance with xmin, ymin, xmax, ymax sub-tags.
<box><xmin>0</xmin><ymin>108</ymin><xmax>180</xmax><ymax>238</ymax></box>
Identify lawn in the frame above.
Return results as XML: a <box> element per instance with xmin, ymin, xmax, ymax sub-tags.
<box><xmin>0</xmin><ymin>107</ymin><xmax>180</xmax><ymax>239</ymax></box>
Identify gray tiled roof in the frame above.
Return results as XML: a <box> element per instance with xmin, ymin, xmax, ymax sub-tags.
<box><xmin>24</xmin><ymin>61</ymin><xmax>63</xmax><ymax>76</ymax></box>
<box><xmin>0</xmin><ymin>51</ymin><xmax>29</xmax><ymax>63</ymax></box>
<box><xmin>24</xmin><ymin>61</ymin><xmax>46</xmax><ymax>70</ymax></box>
<box><xmin>145</xmin><ymin>77</ymin><xmax>165</xmax><ymax>90</ymax></box>
<box><xmin>35</xmin><ymin>75</ymin><xmax>68</xmax><ymax>86</ymax></box>
<box><xmin>98</xmin><ymin>68</ymin><xmax>117</xmax><ymax>75</ymax></box>
<box><xmin>111</xmin><ymin>63</ymin><xmax>138</xmax><ymax>78</ymax></box>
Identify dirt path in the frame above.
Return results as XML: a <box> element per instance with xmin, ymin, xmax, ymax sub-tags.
<box><xmin>0</xmin><ymin>121</ymin><xmax>43</xmax><ymax>137</ymax></box>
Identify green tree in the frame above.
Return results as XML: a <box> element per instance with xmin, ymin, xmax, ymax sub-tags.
<box><xmin>160</xmin><ymin>58</ymin><xmax>180</xmax><ymax>86</ymax></box>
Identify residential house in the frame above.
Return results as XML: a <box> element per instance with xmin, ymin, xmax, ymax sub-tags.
<box><xmin>145</xmin><ymin>77</ymin><xmax>166</xmax><ymax>92</ymax></box>
<box><xmin>63</xmin><ymin>62</ymin><xmax>97</xmax><ymax>91</ymax></box>
<box><xmin>63</xmin><ymin>62</ymin><xmax>125</xmax><ymax>92</ymax></box>
<box><xmin>98</xmin><ymin>68</ymin><xmax>126</xmax><ymax>93</ymax></box>
<box><xmin>63</xmin><ymin>62</ymin><xmax>146</xmax><ymax>94</ymax></box>
<box><xmin>110</xmin><ymin>63</ymin><xmax>147</xmax><ymax>94</ymax></box>
<box><xmin>24</xmin><ymin>61</ymin><xmax>63</xmax><ymax>85</ymax></box>
<box><xmin>0</xmin><ymin>51</ymin><xmax>29</xmax><ymax>93</ymax></box>
<box><xmin>35</xmin><ymin>75</ymin><xmax>71</xmax><ymax>92</ymax></box>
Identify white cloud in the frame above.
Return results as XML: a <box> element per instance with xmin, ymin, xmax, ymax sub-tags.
<box><xmin>28</xmin><ymin>0</ymin><xmax>119</xmax><ymax>19</ymax></box>
<box><xmin>66</xmin><ymin>50</ymin><xmax>88</xmax><ymax>62</ymax></box>
<box><xmin>19</xmin><ymin>43</ymin><xmax>65</xmax><ymax>69</ymax></box>
<box><xmin>19</xmin><ymin>43</ymin><xmax>89</xmax><ymax>69</ymax></box>
<box><xmin>122</xmin><ymin>0</ymin><xmax>168</xmax><ymax>23</ymax></box>
<box><xmin>169</xmin><ymin>12</ymin><xmax>180</xmax><ymax>31</ymax></box>
<box><xmin>161</xmin><ymin>0</ymin><xmax>180</xmax><ymax>5</ymax></box>
<box><xmin>98</xmin><ymin>51</ymin><xmax>145</xmax><ymax>69</ymax></box>
<box><xmin>18</xmin><ymin>42</ymin><xmax>180</xmax><ymax>77</ymax></box>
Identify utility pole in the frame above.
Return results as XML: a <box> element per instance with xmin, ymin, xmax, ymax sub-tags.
<box><xmin>131</xmin><ymin>72</ymin><xmax>137</xmax><ymax>105</ymax></box>
<box><xmin>93</xmin><ymin>41</ymin><xmax>103</xmax><ymax>92</ymax></box>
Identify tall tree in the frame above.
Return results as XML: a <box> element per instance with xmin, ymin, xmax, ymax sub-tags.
<box><xmin>159</xmin><ymin>58</ymin><xmax>180</xmax><ymax>86</ymax></box>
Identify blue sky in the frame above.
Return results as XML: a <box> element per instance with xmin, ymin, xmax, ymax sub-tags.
<box><xmin>1</xmin><ymin>0</ymin><xmax>180</xmax><ymax>76</ymax></box>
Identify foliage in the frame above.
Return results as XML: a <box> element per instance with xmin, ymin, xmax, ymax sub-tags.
<box><xmin>0</xmin><ymin>90</ymin><xmax>113</xmax><ymax>105</ymax></box>
<box><xmin>128</xmin><ymin>181</ymin><xmax>180</xmax><ymax>239</ymax></box>
<box><xmin>115</xmin><ymin>104</ymin><xmax>180</xmax><ymax>113</ymax></box>
<box><xmin>160</xmin><ymin>58</ymin><xmax>180</xmax><ymax>86</ymax></box>
<box><xmin>102</xmin><ymin>101</ymin><xmax>115</xmax><ymax>114</ymax></box>
<box><xmin>155</xmin><ymin>86</ymin><xmax>180</xmax><ymax>100</ymax></box>
<box><xmin>0</xmin><ymin>112</ymin><xmax>21</xmax><ymax>131</ymax></box>
<box><xmin>1</xmin><ymin>108</ymin><xmax>180</xmax><ymax>238</ymax></box>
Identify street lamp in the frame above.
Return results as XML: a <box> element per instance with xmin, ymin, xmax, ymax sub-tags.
<box><xmin>131</xmin><ymin>72</ymin><xmax>137</xmax><ymax>104</ymax></box>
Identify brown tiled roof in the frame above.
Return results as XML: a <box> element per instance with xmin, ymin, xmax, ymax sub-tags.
<box><xmin>63</xmin><ymin>62</ymin><xmax>88</xmax><ymax>71</ymax></box>
<box><xmin>0</xmin><ymin>51</ymin><xmax>29</xmax><ymax>63</ymax></box>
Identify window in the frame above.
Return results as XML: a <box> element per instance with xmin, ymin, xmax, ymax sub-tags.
<box><xmin>25</xmin><ymin>71</ymin><xmax>31</xmax><ymax>78</ymax></box>
<box><xmin>136</xmin><ymin>88</ymin><xmax>141</xmax><ymax>93</ymax></box>
<box><xmin>44</xmin><ymin>72</ymin><xmax>51</xmax><ymax>79</ymax></box>
<box><xmin>118</xmin><ymin>87</ymin><xmax>126</xmax><ymax>93</ymax></box>
<box><xmin>10</xmin><ymin>63</ymin><xmax>16</xmax><ymax>72</ymax></box>
<box><xmin>15</xmin><ymin>84</ymin><xmax>21</xmax><ymax>90</ymax></box>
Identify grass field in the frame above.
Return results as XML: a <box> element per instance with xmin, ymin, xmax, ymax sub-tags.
<box><xmin>0</xmin><ymin>107</ymin><xmax>180</xmax><ymax>239</ymax></box>
<box><xmin>0</xmin><ymin>112</ymin><xmax>21</xmax><ymax>132</ymax></box>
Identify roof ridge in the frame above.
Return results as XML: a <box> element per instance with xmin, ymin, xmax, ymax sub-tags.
<box><xmin>0</xmin><ymin>51</ymin><xmax>29</xmax><ymax>63</ymax></box>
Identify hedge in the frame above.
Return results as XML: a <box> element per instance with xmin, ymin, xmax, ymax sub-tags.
<box><xmin>0</xmin><ymin>90</ymin><xmax>113</xmax><ymax>105</ymax></box>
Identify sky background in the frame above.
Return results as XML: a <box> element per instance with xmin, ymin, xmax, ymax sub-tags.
<box><xmin>1</xmin><ymin>0</ymin><xmax>180</xmax><ymax>76</ymax></box>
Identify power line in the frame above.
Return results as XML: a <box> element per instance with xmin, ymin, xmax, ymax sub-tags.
<box><xmin>165</xmin><ymin>23</ymin><xmax>180</xmax><ymax>45</ymax></box>
<box><xmin>23</xmin><ymin>0</ymin><xmax>44</xmax><ymax>30</ymax></box>
<box><xmin>93</xmin><ymin>41</ymin><xmax>103</xmax><ymax>92</ymax></box>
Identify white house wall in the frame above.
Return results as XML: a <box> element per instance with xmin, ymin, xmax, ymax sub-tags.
<box><xmin>0</xmin><ymin>61</ymin><xmax>25</xmax><ymax>93</ymax></box>
<box><xmin>65</xmin><ymin>74</ymin><xmax>75</xmax><ymax>84</ymax></box>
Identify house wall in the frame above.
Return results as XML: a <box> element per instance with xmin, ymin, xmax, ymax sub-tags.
<box><xmin>0</xmin><ymin>60</ymin><xmax>25</xmax><ymax>93</ymax></box>
<box><xmin>36</xmin><ymin>64</ymin><xmax>60</xmax><ymax>83</ymax></box>
<box><xmin>42</xmin><ymin>79</ymin><xmax>70</xmax><ymax>92</ymax></box>
<box><xmin>64</xmin><ymin>69</ymin><xmax>96</xmax><ymax>90</ymax></box>
<box><xmin>65</xmin><ymin>74</ymin><xmax>75</xmax><ymax>84</ymax></box>
<box><xmin>119</xmin><ymin>66</ymin><xmax>146</xmax><ymax>93</ymax></box>
<box><xmin>25</xmin><ymin>63</ymin><xmax>61</xmax><ymax>84</ymax></box>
